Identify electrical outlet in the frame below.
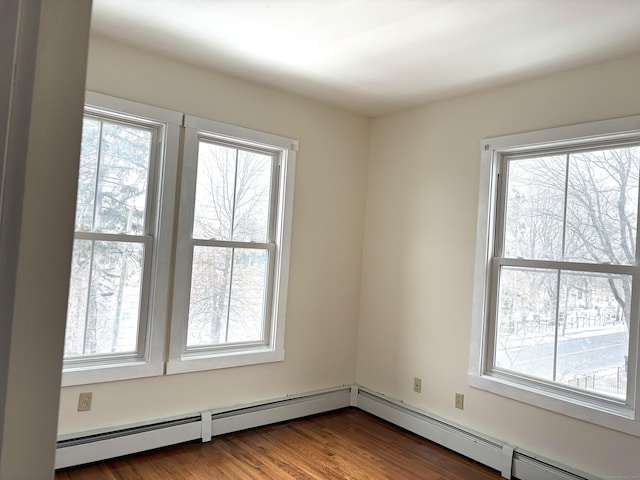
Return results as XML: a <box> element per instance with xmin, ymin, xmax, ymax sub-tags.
<box><xmin>455</xmin><ymin>393</ymin><xmax>464</xmax><ymax>410</ymax></box>
<box><xmin>78</xmin><ymin>392</ymin><xmax>92</xmax><ymax>412</ymax></box>
<box><xmin>413</xmin><ymin>377</ymin><xmax>422</xmax><ymax>393</ymax></box>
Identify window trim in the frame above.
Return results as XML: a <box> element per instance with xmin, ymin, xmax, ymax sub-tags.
<box><xmin>61</xmin><ymin>92</ymin><xmax>181</xmax><ymax>387</ymax></box>
<box><xmin>469</xmin><ymin>114</ymin><xmax>640</xmax><ymax>436</ymax></box>
<box><xmin>166</xmin><ymin>114</ymin><xmax>297</xmax><ymax>375</ymax></box>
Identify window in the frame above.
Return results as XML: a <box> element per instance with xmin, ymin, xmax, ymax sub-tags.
<box><xmin>168</xmin><ymin>116</ymin><xmax>296</xmax><ymax>373</ymax></box>
<box><xmin>63</xmin><ymin>93</ymin><xmax>180</xmax><ymax>386</ymax></box>
<box><xmin>63</xmin><ymin>94</ymin><xmax>296</xmax><ymax>385</ymax></box>
<box><xmin>470</xmin><ymin>115</ymin><xmax>640</xmax><ymax>435</ymax></box>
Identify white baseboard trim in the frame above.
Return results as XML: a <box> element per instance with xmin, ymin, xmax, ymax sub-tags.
<box><xmin>56</xmin><ymin>385</ymin><xmax>601</xmax><ymax>480</ymax></box>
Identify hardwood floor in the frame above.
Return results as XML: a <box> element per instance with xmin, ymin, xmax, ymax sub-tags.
<box><xmin>55</xmin><ymin>408</ymin><xmax>502</xmax><ymax>479</ymax></box>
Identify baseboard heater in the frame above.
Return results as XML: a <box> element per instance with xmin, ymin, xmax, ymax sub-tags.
<box><xmin>56</xmin><ymin>385</ymin><xmax>600</xmax><ymax>480</ymax></box>
<box><xmin>355</xmin><ymin>388</ymin><xmax>598</xmax><ymax>480</ymax></box>
<box><xmin>55</xmin><ymin>387</ymin><xmax>352</xmax><ymax>469</ymax></box>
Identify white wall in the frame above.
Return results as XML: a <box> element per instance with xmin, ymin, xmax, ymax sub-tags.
<box><xmin>357</xmin><ymin>54</ymin><xmax>640</xmax><ymax>479</ymax></box>
<box><xmin>57</xmin><ymin>35</ymin><xmax>370</xmax><ymax>435</ymax></box>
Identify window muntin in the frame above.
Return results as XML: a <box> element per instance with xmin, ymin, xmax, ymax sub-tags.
<box><xmin>64</xmin><ymin>114</ymin><xmax>157</xmax><ymax>361</ymax></box>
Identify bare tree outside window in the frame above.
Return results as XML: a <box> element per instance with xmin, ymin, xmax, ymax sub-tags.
<box><xmin>186</xmin><ymin>141</ymin><xmax>274</xmax><ymax>348</ymax></box>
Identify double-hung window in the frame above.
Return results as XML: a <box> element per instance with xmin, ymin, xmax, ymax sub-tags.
<box><xmin>63</xmin><ymin>96</ymin><xmax>296</xmax><ymax>384</ymax></box>
<box><xmin>168</xmin><ymin>116</ymin><xmax>296</xmax><ymax>373</ymax></box>
<box><xmin>471</xmin><ymin>115</ymin><xmax>640</xmax><ymax>435</ymax></box>
<box><xmin>63</xmin><ymin>96</ymin><xmax>296</xmax><ymax>383</ymax></box>
<box><xmin>63</xmin><ymin>93</ymin><xmax>180</xmax><ymax>386</ymax></box>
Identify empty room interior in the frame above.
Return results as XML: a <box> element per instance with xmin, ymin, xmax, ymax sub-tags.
<box><xmin>4</xmin><ymin>1</ymin><xmax>640</xmax><ymax>479</ymax></box>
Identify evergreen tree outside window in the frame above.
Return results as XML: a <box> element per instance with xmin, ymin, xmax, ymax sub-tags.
<box><xmin>62</xmin><ymin>93</ymin><xmax>180</xmax><ymax>386</ymax></box>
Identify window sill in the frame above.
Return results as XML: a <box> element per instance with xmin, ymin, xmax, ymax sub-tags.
<box><xmin>468</xmin><ymin>372</ymin><xmax>640</xmax><ymax>437</ymax></box>
<box><xmin>61</xmin><ymin>348</ymin><xmax>286</xmax><ymax>386</ymax></box>
<box><xmin>62</xmin><ymin>360</ymin><xmax>164</xmax><ymax>387</ymax></box>
<box><xmin>166</xmin><ymin>348</ymin><xmax>285</xmax><ymax>375</ymax></box>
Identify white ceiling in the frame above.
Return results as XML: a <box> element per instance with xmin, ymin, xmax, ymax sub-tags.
<box><xmin>91</xmin><ymin>0</ymin><xmax>640</xmax><ymax>117</ymax></box>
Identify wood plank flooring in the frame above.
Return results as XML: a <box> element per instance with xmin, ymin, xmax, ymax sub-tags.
<box><xmin>55</xmin><ymin>408</ymin><xmax>502</xmax><ymax>479</ymax></box>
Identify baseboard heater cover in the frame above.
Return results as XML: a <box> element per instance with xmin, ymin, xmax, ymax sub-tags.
<box><xmin>55</xmin><ymin>417</ymin><xmax>202</xmax><ymax>469</ymax></box>
<box><xmin>512</xmin><ymin>452</ymin><xmax>595</xmax><ymax>480</ymax></box>
<box><xmin>356</xmin><ymin>389</ymin><xmax>504</xmax><ymax>471</ymax></box>
<box><xmin>56</xmin><ymin>385</ymin><xmax>601</xmax><ymax>479</ymax></box>
<box><xmin>356</xmin><ymin>387</ymin><xmax>600</xmax><ymax>480</ymax></box>
<box><xmin>55</xmin><ymin>386</ymin><xmax>352</xmax><ymax>469</ymax></box>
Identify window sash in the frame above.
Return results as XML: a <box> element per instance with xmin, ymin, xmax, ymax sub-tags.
<box><xmin>64</xmin><ymin>233</ymin><xmax>153</xmax><ymax>364</ymax></box>
<box><xmin>496</xmin><ymin>149</ymin><xmax>640</xmax><ymax>266</ymax></box>
<box><xmin>79</xmin><ymin>112</ymin><xmax>160</xmax><ymax>237</ymax></box>
<box><xmin>191</xmin><ymin>138</ymin><xmax>280</xmax><ymax>243</ymax></box>
<box><xmin>184</xmin><ymin>241</ymin><xmax>276</xmax><ymax>352</ymax></box>
<box><xmin>486</xmin><ymin>260</ymin><xmax>637</xmax><ymax>404</ymax></box>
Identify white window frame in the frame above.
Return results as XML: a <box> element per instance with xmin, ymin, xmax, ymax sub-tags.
<box><xmin>167</xmin><ymin>115</ymin><xmax>297</xmax><ymax>374</ymax></box>
<box><xmin>61</xmin><ymin>92</ymin><xmax>181</xmax><ymax>387</ymax></box>
<box><xmin>470</xmin><ymin>114</ymin><xmax>640</xmax><ymax>436</ymax></box>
